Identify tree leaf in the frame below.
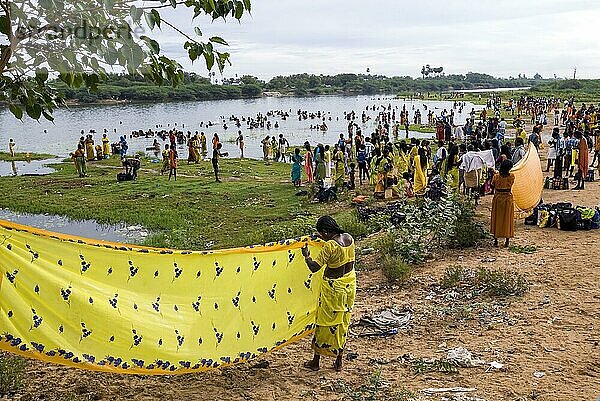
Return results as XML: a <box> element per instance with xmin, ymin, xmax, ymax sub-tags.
<box><xmin>151</xmin><ymin>9</ymin><xmax>162</xmax><ymax>29</ymax></box>
<box><xmin>243</xmin><ymin>0</ymin><xmax>251</xmax><ymax>13</ymax></box>
<box><xmin>25</xmin><ymin>103</ymin><xmax>42</xmax><ymax>120</ymax></box>
<box><xmin>35</xmin><ymin>68</ymin><xmax>49</xmax><ymax>83</ymax></box>
<box><xmin>140</xmin><ymin>35</ymin><xmax>160</xmax><ymax>53</ymax></box>
<box><xmin>0</xmin><ymin>15</ymin><xmax>9</xmax><ymax>36</ymax></box>
<box><xmin>204</xmin><ymin>51</ymin><xmax>214</xmax><ymax>70</ymax></box>
<box><xmin>169</xmin><ymin>0</ymin><xmax>177</xmax><ymax>7</ymax></box>
<box><xmin>235</xmin><ymin>1</ymin><xmax>244</xmax><ymax>19</ymax></box>
<box><xmin>9</xmin><ymin>104</ymin><xmax>23</xmax><ymax>119</ymax></box>
<box><xmin>209</xmin><ymin>36</ymin><xmax>228</xmax><ymax>46</ymax></box>
<box><xmin>144</xmin><ymin>11</ymin><xmax>155</xmax><ymax>30</ymax></box>
<box><xmin>194</xmin><ymin>27</ymin><xmax>202</xmax><ymax>36</ymax></box>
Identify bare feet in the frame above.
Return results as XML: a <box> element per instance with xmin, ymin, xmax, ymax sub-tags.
<box><xmin>334</xmin><ymin>356</ymin><xmax>343</xmax><ymax>372</ymax></box>
<box><xmin>303</xmin><ymin>360</ymin><xmax>319</xmax><ymax>371</ymax></box>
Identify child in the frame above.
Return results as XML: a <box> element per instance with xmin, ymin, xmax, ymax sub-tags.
<box><xmin>402</xmin><ymin>172</ymin><xmax>414</xmax><ymax>197</ymax></box>
<box><xmin>347</xmin><ymin>162</ymin><xmax>356</xmax><ymax>190</ymax></box>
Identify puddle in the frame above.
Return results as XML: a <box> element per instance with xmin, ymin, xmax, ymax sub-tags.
<box><xmin>0</xmin><ymin>209</ymin><xmax>151</xmax><ymax>244</ymax></box>
<box><xmin>0</xmin><ymin>158</ymin><xmax>61</xmax><ymax>177</ymax></box>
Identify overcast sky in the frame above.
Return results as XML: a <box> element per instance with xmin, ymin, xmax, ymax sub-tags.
<box><xmin>148</xmin><ymin>0</ymin><xmax>600</xmax><ymax>80</ymax></box>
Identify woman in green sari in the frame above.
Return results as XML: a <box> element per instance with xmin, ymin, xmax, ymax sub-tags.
<box><xmin>302</xmin><ymin>216</ymin><xmax>356</xmax><ymax>372</ymax></box>
<box><xmin>315</xmin><ymin>144</ymin><xmax>326</xmax><ymax>183</ymax></box>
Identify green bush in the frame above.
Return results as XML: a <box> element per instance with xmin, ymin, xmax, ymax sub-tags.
<box><xmin>380</xmin><ymin>255</ymin><xmax>412</xmax><ymax>283</ymax></box>
<box><xmin>0</xmin><ymin>353</ymin><xmax>27</xmax><ymax>395</ymax></box>
<box><xmin>446</xmin><ymin>196</ymin><xmax>488</xmax><ymax>248</ymax></box>
<box><xmin>440</xmin><ymin>265</ymin><xmax>467</xmax><ymax>289</ymax></box>
<box><xmin>335</xmin><ymin>211</ymin><xmax>371</xmax><ymax>239</ymax></box>
<box><xmin>476</xmin><ymin>267</ymin><xmax>528</xmax><ymax>297</ymax></box>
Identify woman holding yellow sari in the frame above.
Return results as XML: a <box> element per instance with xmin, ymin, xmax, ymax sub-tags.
<box><xmin>302</xmin><ymin>216</ymin><xmax>356</xmax><ymax>372</ymax></box>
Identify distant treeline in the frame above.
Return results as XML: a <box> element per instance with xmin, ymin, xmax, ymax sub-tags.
<box><xmin>51</xmin><ymin>72</ymin><xmax>581</xmax><ymax>104</ymax></box>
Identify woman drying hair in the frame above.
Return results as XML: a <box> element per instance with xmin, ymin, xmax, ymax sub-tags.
<box><xmin>301</xmin><ymin>216</ymin><xmax>356</xmax><ymax>372</ymax></box>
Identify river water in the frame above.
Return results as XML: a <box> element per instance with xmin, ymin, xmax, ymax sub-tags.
<box><xmin>0</xmin><ymin>95</ymin><xmax>482</xmax><ymax>160</ymax></box>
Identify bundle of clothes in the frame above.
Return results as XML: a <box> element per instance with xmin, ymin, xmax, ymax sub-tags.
<box><xmin>524</xmin><ymin>202</ymin><xmax>600</xmax><ymax>231</ymax></box>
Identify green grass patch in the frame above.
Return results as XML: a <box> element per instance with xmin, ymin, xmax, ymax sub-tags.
<box><xmin>509</xmin><ymin>244</ymin><xmax>537</xmax><ymax>254</ymax></box>
<box><xmin>0</xmin><ymin>156</ymin><xmax>357</xmax><ymax>249</ymax></box>
<box><xmin>0</xmin><ymin>152</ymin><xmax>56</xmax><ymax>161</ymax></box>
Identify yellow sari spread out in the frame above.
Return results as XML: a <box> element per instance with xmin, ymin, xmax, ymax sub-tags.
<box><xmin>0</xmin><ymin>220</ymin><xmax>325</xmax><ymax>375</ymax></box>
<box><xmin>311</xmin><ymin>240</ymin><xmax>356</xmax><ymax>357</ymax></box>
<box><xmin>510</xmin><ymin>144</ymin><xmax>544</xmax><ymax>217</ymax></box>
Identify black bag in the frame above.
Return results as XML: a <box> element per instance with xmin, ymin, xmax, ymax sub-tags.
<box><xmin>544</xmin><ymin>177</ymin><xmax>551</xmax><ymax>189</ymax></box>
<box><xmin>554</xmin><ymin>202</ymin><xmax>573</xmax><ymax>211</ymax></box>
<box><xmin>316</xmin><ymin>187</ymin><xmax>337</xmax><ymax>203</ymax></box>
<box><xmin>552</xmin><ymin>177</ymin><xmax>562</xmax><ymax>190</ymax></box>
<box><xmin>561</xmin><ymin>177</ymin><xmax>569</xmax><ymax>190</ymax></box>
<box><xmin>117</xmin><ymin>172</ymin><xmax>134</xmax><ymax>182</ymax></box>
<box><xmin>586</xmin><ymin>170</ymin><xmax>595</xmax><ymax>182</ymax></box>
<box><xmin>524</xmin><ymin>209</ymin><xmax>538</xmax><ymax>225</ymax></box>
<box><xmin>557</xmin><ymin>209</ymin><xmax>579</xmax><ymax>231</ymax></box>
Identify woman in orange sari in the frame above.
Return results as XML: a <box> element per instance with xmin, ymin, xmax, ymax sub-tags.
<box><xmin>491</xmin><ymin>159</ymin><xmax>515</xmax><ymax>247</ymax></box>
<box><xmin>573</xmin><ymin>131</ymin><xmax>588</xmax><ymax>190</ymax></box>
<box><xmin>304</xmin><ymin>143</ymin><xmax>314</xmax><ymax>183</ymax></box>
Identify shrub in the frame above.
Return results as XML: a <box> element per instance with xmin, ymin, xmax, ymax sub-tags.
<box><xmin>0</xmin><ymin>353</ymin><xmax>27</xmax><ymax>396</ymax></box>
<box><xmin>336</xmin><ymin>211</ymin><xmax>371</xmax><ymax>239</ymax></box>
<box><xmin>446</xmin><ymin>195</ymin><xmax>488</xmax><ymax>248</ymax></box>
<box><xmin>440</xmin><ymin>265</ymin><xmax>467</xmax><ymax>289</ymax></box>
<box><xmin>476</xmin><ymin>267</ymin><xmax>528</xmax><ymax>297</ymax></box>
<box><xmin>380</xmin><ymin>255</ymin><xmax>412</xmax><ymax>283</ymax></box>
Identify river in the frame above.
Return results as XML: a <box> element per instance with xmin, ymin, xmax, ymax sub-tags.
<box><xmin>0</xmin><ymin>95</ymin><xmax>483</xmax><ymax>161</ymax></box>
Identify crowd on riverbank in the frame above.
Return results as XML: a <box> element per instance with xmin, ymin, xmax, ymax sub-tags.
<box><xmin>44</xmin><ymin>94</ymin><xmax>600</xmax><ymax>202</ymax></box>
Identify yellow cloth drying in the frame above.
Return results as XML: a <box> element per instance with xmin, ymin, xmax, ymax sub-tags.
<box><xmin>0</xmin><ymin>220</ymin><xmax>323</xmax><ymax>375</ymax></box>
<box><xmin>510</xmin><ymin>144</ymin><xmax>544</xmax><ymax>217</ymax></box>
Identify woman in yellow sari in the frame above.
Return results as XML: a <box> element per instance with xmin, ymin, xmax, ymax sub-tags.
<box><xmin>413</xmin><ymin>148</ymin><xmax>428</xmax><ymax>196</ymax></box>
<box><xmin>393</xmin><ymin>142</ymin><xmax>409</xmax><ymax>177</ymax></box>
<box><xmin>302</xmin><ymin>216</ymin><xmax>356</xmax><ymax>372</ymax></box>
<box><xmin>102</xmin><ymin>134</ymin><xmax>110</xmax><ymax>158</ymax></box>
<box><xmin>85</xmin><ymin>135</ymin><xmax>95</xmax><ymax>161</ymax></box>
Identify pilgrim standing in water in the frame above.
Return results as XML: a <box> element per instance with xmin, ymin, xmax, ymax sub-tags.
<box><xmin>490</xmin><ymin>159</ymin><xmax>515</xmax><ymax>247</ymax></box>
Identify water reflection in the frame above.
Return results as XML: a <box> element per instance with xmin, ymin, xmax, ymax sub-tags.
<box><xmin>0</xmin><ymin>158</ymin><xmax>61</xmax><ymax>177</ymax></box>
<box><xmin>0</xmin><ymin>209</ymin><xmax>150</xmax><ymax>244</ymax></box>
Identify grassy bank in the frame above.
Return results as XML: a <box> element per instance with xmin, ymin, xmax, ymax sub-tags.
<box><xmin>0</xmin><ymin>152</ymin><xmax>56</xmax><ymax>162</ymax></box>
<box><xmin>0</xmin><ymin>155</ymin><xmax>361</xmax><ymax>249</ymax></box>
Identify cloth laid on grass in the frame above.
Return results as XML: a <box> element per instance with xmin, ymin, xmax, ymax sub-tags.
<box><xmin>510</xmin><ymin>144</ymin><xmax>544</xmax><ymax>217</ymax></box>
<box><xmin>353</xmin><ymin>307</ymin><xmax>412</xmax><ymax>337</ymax></box>
<box><xmin>0</xmin><ymin>219</ymin><xmax>323</xmax><ymax>374</ymax></box>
